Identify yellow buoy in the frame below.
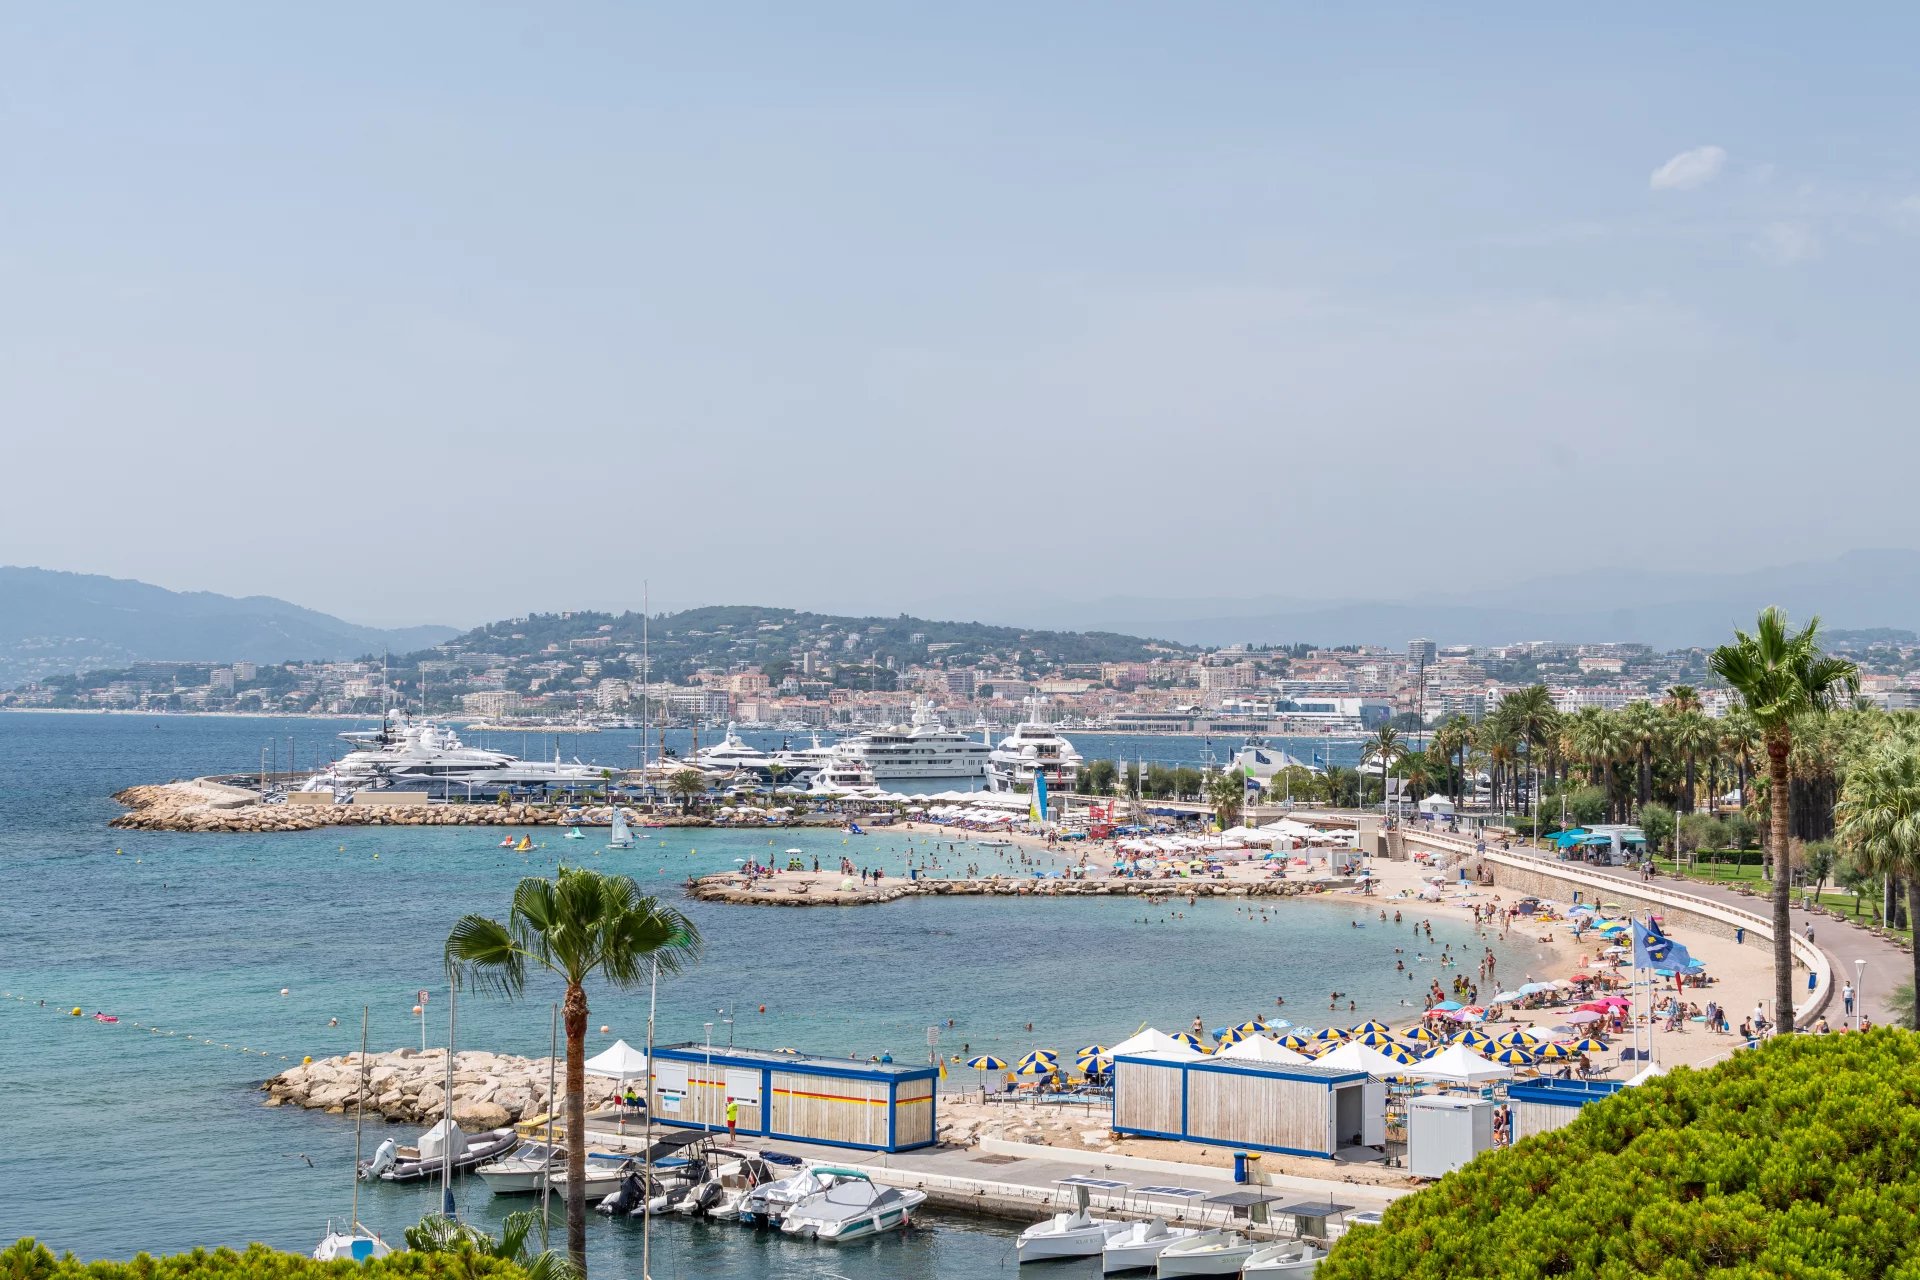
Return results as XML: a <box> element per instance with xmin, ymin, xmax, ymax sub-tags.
<box><xmin>71</xmin><ymin>1007</ymin><xmax>82</xmax><ymax>1017</ymax></box>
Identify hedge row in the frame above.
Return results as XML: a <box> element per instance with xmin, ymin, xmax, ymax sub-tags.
<box><xmin>1321</xmin><ymin>1030</ymin><xmax>1920</xmax><ymax>1279</ymax></box>
<box><xmin>0</xmin><ymin>1241</ymin><xmax>527</xmax><ymax>1279</ymax></box>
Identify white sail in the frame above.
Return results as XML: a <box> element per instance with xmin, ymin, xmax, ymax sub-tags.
<box><xmin>609</xmin><ymin>808</ymin><xmax>634</xmax><ymax>849</ymax></box>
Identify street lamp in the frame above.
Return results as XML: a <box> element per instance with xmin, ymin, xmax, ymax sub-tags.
<box><xmin>1855</xmin><ymin>959</ymin><xmax>1867</xmax><ymax>1030</ymax></box>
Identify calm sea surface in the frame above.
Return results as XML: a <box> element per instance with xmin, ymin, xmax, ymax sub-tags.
<box><xmin>0</xmin><ymin>712</ymin><xmax>1532</xmax><ymax>1275</ymax></box>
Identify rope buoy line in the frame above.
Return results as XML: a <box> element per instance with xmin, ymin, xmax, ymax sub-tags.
<box><xmin>2</xmin><ymin>991</ymin><xmax>299</xmax><ymax>1062</ymax></box>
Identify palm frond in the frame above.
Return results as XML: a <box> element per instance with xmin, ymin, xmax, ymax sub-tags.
<box><xmin>445</xmin><ymin>914</ymin><xmax>528</xmax><ymax>998</ymax></box>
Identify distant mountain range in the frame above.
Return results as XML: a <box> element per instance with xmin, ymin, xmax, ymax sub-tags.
<box><xmin>989</xmin><ymin>550</ymin><xmax>1920</xmax><ymax>650</ymax></box>
<box><xmin>0</xmin><ymin>567</ymin><xmax>459</xmax><ymax>688</ymax></box>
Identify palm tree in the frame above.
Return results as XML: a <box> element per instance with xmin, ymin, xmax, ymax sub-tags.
<box><xmin>1666</xmin><ymin>709</ymin><xmax>1716</xmax><ymax>814</ymax></box>
<box><xmin>1835</xmin><ymin>734</ymin><xmax>1920</xmax><ymax>1024</ymax></box>
<box><xmin>1362</xmin><ymin>726</ymin><xmax>1405</xmax><ymax>813</ymax></box>
<box><xmin>1429</xmin><ymin>717</ymin><xmax>1472</xmax><ymax>806</ymax></box>
<box><xmin>667</xmin><ymin>768</ymin><xmax>707</xmax><ymax>811</ymax></box>
<box><xmin>1621</xmin><ymin>701</ymin><xmax>1663</xmax><ymax>816</ymax></box>
<box><xmin>1565</xmin><ymin>707</ymin><xmax>1629</xmax><ymax>821</ymax></box>
<box><xmin>406</xmin><ymin>1209</ymin><xmax>579</xmax><ymax>1280</ymax></box>
<box><xmin>446</xmin><ymin>868</ymin><xmax>702</xmax><ymax>1275</ymax></box>
<box><xmin>1710</xmin><ymin>607</ymin><xmax>1859</xmax><ymax>1033</ymax></box>
<box><xmin>1205</xmin><ymin>769</ymin><xmax>1245</xmax><ymax>827</ymax></box>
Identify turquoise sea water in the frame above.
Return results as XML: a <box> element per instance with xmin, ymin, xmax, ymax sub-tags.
<box><xmin>0</xmin><ymin>713</ymin><xmax>1530</xmax><ymax>1275</ymax></box>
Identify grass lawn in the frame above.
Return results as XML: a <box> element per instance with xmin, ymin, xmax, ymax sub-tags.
<box><xmin>1649</xmin><ymin>854</ymin><xmax>1912</xmax><ymax>945</ymax></box>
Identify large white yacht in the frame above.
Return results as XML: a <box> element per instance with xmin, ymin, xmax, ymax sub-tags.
<box><xmin>299</xmin><ymin>713</ymin><xmax>608</xmax><ymax>795</ymax></box>
<box><xmin>691</xmin><ymin>724</ymin><xmax>784</xmax><ymax>774</ymax></box>
<box><xmin>829</xmin><ymin>702</ymin><xmax>994</xmax><ymax>783</ymax></box>
<box><xmin>989</xmin><ymin>717</ymin><xmax>1083</xmax><ymax>791</ymax></box>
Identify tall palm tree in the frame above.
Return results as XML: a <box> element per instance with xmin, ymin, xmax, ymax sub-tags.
<box><xmin>446</xmin><ymin>868</ymin><xmax>702</xmax><ymax>1275</ymax></box>
<box><xmin>1429</xmin><ymin>716</ymin><xmax>1472</xmax><ymax>806</ymax></box>
<box><xmin>1565</xmin><ymin>706</ymin><xmax>1629</xmax><ymax>821</ymax></box>
<box><xmin>1620</xmin><ymin>701</ymin><xmax>1664</xmax><ymax>816</ymax></box>
<box><xmin>1835</xmin><ymin>733</ymin><xmax>1920</xmax><ymax>1024</ymax></box>
<box><xmin>1710</xmin><ymin>607</ymin><xmax>1859</xmax><ymax>1033</ymax></box>
<box><xmin>1205</xmin><ymin>769</ymin><xmax>1245</xmax><ymax>827</ymax></box>
<box><xmin>1363</xmin><ymin>725</ymin><xmax>1405</xmax><ymax>812</ymax></box>
<box><xmin>1665</xmin><ymin>708</ymin><xmax>1715</xmax><ymax>814</ymax></box>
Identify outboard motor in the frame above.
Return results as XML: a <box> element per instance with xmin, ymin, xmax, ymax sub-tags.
<box><xmin>688</xmin><ymin>1179</ymin><xmax>723</xmax><ymax>1217</ymax></box>
<box><xmin>600</xmin><ymin>1169</ymin><xmax>646</xmax><ymax>1216</ymax></box>
<box><xmin>359</xmin><ymin>1138</ymin><xmax>396</xmax><ymax>1181</ymax></box>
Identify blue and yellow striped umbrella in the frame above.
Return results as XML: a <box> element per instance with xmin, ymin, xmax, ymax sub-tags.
<box><xmin>1381</xmin><ymin>1042</ymin><xmax>1423</xmax><ymax>1066</ymax></box>
<box><xmin>966</xmin><ymin>1055</ymin><xmax>1008</xmax><ymax>1071</ymax></box>
<box><xmin>1216</xmin><ymin>1025</ymin><xmax>1255</xmax><ymax>1046</ymax></box>
<box><xmin>1276</xmin><ymin>1033</ymin><xmax>1313</xmax><ymax>1052</ymax></box>
<box><xmin>1014</xmin><ymin>1050</ymin><xmax>1059</xmax><ymax>1075</ymax></box>
<box><xmin>1351</xmin><ymin>1030</ymin><xmax>1398</xmax><ymax>1049</ymax></box>
<box><xmin>1400</xmin><ymin>1024</ymin><xmax>1440</xmax><ymax>1044</ymax></box>
<box><xmin>1314</xmin><ymin>1026</ymin><xmax>1351</xmax><ymax>1043</ymax></box>
<box><xmin>1559</xmin><ymin>1038</ymin><xmax>1608</xmax><ymax>1055</ymax></box>
<box><xmin>1351</xmin><ymin>1020</ymin><xmax>1392</xmax><ymax>1035</ymax></box>
<box><xmin>1533</xmin><ymin>1043</ymin><xmax>1573</xmax><ymax>1062</ymax></box>
<box><xmin>1496</xmin><ymin>1030</ymin><xmax>1545</xmax><ymax>1050</ymax></box>
<box><xmin>1452</xmin><ymin>1029</ymin><xmax>1495</xmax><ymax>1050</ymax></box>
<box><xmin>1487</xmin><ymin>1046</ymin><xmax>1538</xmax><ymax>1066</ymax></box>
<box><xmin>1076</xmin><ymin>1049</ymin><xmax>1113</xmax><ymax>1075</ymax></box>
<box><xmin>1232</xmin><ymin>1020</ymin><xmax>1268</xmax><ymax>1036</ymax></box>
<box><xmin>1168</xmin><ymin>1032</ymin><xmax>1212</xmax><ymax>1054</ymax></box>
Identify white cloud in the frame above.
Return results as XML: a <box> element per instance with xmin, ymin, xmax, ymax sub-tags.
<box><xmin>1752</xmin><ymin>221</ymin><xmax>1820</xmax><ymax>264</ymax></box>
<box><xmin>1650</xmin><ymin>145</ymin><xmax>1728</xmax><ymax>192</ymax></box>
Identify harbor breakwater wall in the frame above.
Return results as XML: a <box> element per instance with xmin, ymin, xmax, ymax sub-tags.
<box><xmin>109</xmin><ymin>781</ymin><xmax>829</xmax><ymax>834</ymax></box>
<box><xmin>264</xmin><ymin>1048</ymin><xmax>620</xmax><ymax>1129</ymax></box>
<box><xmin>689</xmin><ymin>873</ymin><xmax>1347</xmax><ymax>906</ymax></box>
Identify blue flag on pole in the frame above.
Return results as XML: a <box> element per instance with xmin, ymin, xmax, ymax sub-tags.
<box><xmin>1632</xmin><ymin>917</ymin><xmax>1696</xmax><ymax>972</ymax></box>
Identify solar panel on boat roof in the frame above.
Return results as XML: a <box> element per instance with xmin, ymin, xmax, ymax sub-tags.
<box><xmin>1058</xmin><ymin>1176</ymin><xmax>1129</xmax><ymax>1189</ymax></box>
<box><xmin>1205</xmin><ymin>1190</ymin><xmax>1286</xmax><ymax>1207</ymax></box>
<box><xmin>1136</xmin><ymin>1186</ymin><xmax>1207</xmax><ymax>1197</ymax></box>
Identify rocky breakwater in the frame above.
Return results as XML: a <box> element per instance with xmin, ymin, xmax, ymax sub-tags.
<box><xmin>690</xmin><ymin>872</ymin><xmax>1340</xmax><ymax>907</ymax></box>
<box><xmin>111</xmin><ymin>782</ymin><xmax>708</xmax><ymax>834</ymax></box>
<box><xmin>264</xmin><ymin>1047</ymin><xmax>623</xmax><ymax>1129</ymax></box>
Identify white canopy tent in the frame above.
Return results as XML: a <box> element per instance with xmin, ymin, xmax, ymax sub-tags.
<box><xmin>1405</xmin><ymin>1044</ymin><xmax>1514</xmax><ymax>1084</ymax></box>
<box><xmin>1111</xmin><ymin>1027</ymin><xmax>1203</xmax><ymax>1060</ymax></box>
<box><xmin>1218</xmin><ymin>1036</ymin><xmax>1313</xmax><ymax>1066</ymax></box>
<box><xmin>585</xmin><ymin>1038</ymin><xmax>651</xmax><ymax>1133</ymax></box>
<box><xmin>1313</xmin><ymin>1041</ymin><xmax>1410</xmax><ymax>1077</ymax></box>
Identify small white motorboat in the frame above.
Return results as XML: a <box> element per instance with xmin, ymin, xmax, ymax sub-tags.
<box><xmin>1018</xmin><ymin>1208</ymin><xmax>1130</xmax><ymax>1263</ymax></box>
<box><xmin>312</xmin><ymin>1224</ymin><xmax>392</xmax><ymax>1263</ymax></box>
<box><xmin>1243</xmin><ymin>1241</ymin><xmax>1326</xmax><ymax>1275</ymax></box>
<box><xmin>779</xmin><ymin>1169</ymin><xmax>926</xmax><ymax>1241</ymax></box>
<box><xmin>1154</xmin><ymin>1229</ymin><xmax>1257</xmax><ymax>1276</ymax></box>
<box><xmin>564</xmin><ymin>827</ymin><xmax>586</xmax><ymax>840</ymax></box>
<box><xmin>475</xmin><ymin>1141</ymin><xmax>560</xmax><ymax>1195</ymax></box>
<box><xmin>740</xmin><ymin>1165</ymin><xmax>846</xmax><ymax>1228</ymax></box>
<box><xmin>1102</xmin><ymin>1218</ymin><xmax>1199</xmax><ymax>1273</ymax></box>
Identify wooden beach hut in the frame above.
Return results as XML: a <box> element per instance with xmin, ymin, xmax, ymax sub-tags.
<box><xmin>647</xmin><ymin>1044</ymin><xmax>937</xmax><ymax>1153</ymax></box>
<box><xmin>1112</xmin><ymin>1052</ymin><xmax>1382</xmax><ymax>1158</ymax></box>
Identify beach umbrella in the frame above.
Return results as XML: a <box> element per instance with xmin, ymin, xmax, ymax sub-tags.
<box><xmin>1565</xmin><ymin>1010</ymin><xmax>1606</xmax><ymax>1025</ymax></box>
<box><xmin>1492</xmin><ymin>991</ymin><xmax>1525</xmax><ymax>1004</ymax></box>
<box><xmin>1351</xmin><ymin>1029</ymin><xmax>1399</xmax><ymax>1049</ymax></box>
<box><xmin>1167</xmin><ymin>1032</ymin><xmax>1212</xmax><ymax>1054</ymax></box>
<box><xmin>1560</xmin><ymin>1038</ymin><xmax>1608</xmax><ymax>1054</ymax></box>
<box><xmin>1400</xmin><ymin>1024</ymin><xmax>1440</xmax><ymax>1043</ymax></box>
<box><xmin>1446</xmin><ymin>1010</ymin><xmax>1485</xmax><ymax>1024</ymax></box>
<box><xmin>1015</xmin><ymin>1050</ymin><xmax>1059</xmax><ymax>1075</ymax></box>
<box><xmin>1075</xmin><ymin>1049</ymin><xmax>1112</xmax><ymax>1076</ymax></box>
<box><xmin>1276</xmin><ymin>1033</ymin><xmax>1313</xmax><ymax>1052</ymax></box>
<box><xmin>1451</xmin><ymin>1029</ymin><xmax>1494</xmax><ymax>1050</ymax></box>
<box><xmin>1381</xmin><ymin>1042</ymin><xmax>1424</xmax><ymax>1065</ymax></box>
<box><xmin>1518</xmin><ymin>982</ymin><xmax>1557</xmax><ymax>996</ymax></box>
<box><xmin>1350</xmin><ymin>1020</ymin><xmax>1392</xmax><ymax>1035</ymax></box>
<box><xmin>1533</xmin><ymin>1042</ymin><xmax>1573</xmax><ymax>1062</ymax></box>
<box><xmin>1313</xmin><ymin>1026</ymin><xmax>1351</xmax><ymax>1043</ymax></box>
<box><xmin>1431</xmin><ymin>1000</ymin><xmax>1463</xmax><ymax>1012</ymax></box>
<box><xmin>1496</xmin><ymin>1030</ymin><xmax>1545</xmax><ymax>1049</ymax></box>
<box><xmin>1487</xmin><ymin>1046</ymin><xmax>1539</xmax><ymax>1066</ymax></box>
<box><xmin>966</xmin><ymin>1055</ymin><xmax>1008</xmax><ymax>1071</ymax></box>
<box><xmin>1231</xmin><ymin>1020</ymin><xmax>1268</xmax><ymax>1037</ymax></box>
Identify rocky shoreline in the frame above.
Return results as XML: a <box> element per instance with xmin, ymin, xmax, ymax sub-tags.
<box><xmin>689</xmin><ymin>872</ymin><xmax>1350</xmax><ymax>906</ymax></box>
<box><xmin>264</xmin><ymin>1047</ymin><xmax>618</xmax><ymax>1128</ymax></box>
<box><xmin>109</xmin><ymin>781</ymin><xmax>836</xmax><ymax>835</ymax></box>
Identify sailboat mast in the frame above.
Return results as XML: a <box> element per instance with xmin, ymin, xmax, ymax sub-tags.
<box><xmin>642</xmin><ymin>959</ymin><xmax>658</xmax><ymax>1280</ymax></box>
<box><xmin>351</xmin><ymin>1006</ymin><xmax>369</xmax><ymax>1228</ymax></box>
<box><xmin>442</xmin><ymin>985</ymin><xmax>456</xmax><ymax>1215</ymax></box>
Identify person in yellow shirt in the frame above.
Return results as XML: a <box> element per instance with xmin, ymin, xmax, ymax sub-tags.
<box><xmin>725</xmin><ymin>1096</ymin><xmax>738</xmax><ymax>1138</ymax></box>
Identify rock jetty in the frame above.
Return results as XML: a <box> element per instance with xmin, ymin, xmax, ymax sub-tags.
<box><xmin>264</xmin><ymin>1047</ymin><xmax>620</xmax><ymax>1128</ymax></box>
<box><xmin>110</xmin><ymin>781</ymin><xmax>792</xmax><ymax>834</ymax></box>
<box><xmin>689</xmin><ymin>872</ymin><xmax>1343</xmax><ymax>906</ymax></box>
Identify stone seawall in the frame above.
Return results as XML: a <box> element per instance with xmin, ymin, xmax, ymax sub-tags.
<box><xmin>689</xmin><ymin>873</ymin><xmax>1349</xmax><ymax>907</ymax></box>
<box><xmin>264</xmin><ymin>1047</ymin><xmax>619</xmax><ymax>1128</ymax></box>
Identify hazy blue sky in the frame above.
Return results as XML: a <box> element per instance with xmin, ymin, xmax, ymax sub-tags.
<box><xmin>5</xmin><ymin>5</ymin><xmax>1920</xmax><ymax>626</ymax></box>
